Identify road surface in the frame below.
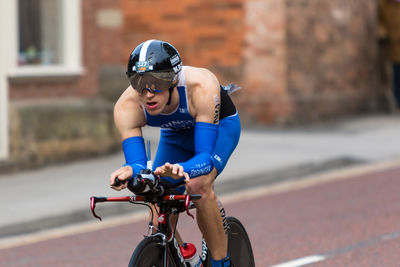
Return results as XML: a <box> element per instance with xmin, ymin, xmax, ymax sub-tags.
<box><xmin>1</xmin><ymin>165</ymin><xmax>399</xmax><ymax>266</ymax></box>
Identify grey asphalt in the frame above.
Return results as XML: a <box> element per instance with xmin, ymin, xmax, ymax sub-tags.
<box><xmin>1</xmin><ymin>114</ymin><xmax>400</xmax><ymax>239</ymax></box>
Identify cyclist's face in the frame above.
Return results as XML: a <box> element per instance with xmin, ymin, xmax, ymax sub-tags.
<box><xmin>128</xmin><ymin>71</ymin><xmax>177</xmax><ymax>114</ymax></box>
<box><xmin>138</xmin><ymin>84</ymin><xmax>172</xmax><ymax>115</ymax></box>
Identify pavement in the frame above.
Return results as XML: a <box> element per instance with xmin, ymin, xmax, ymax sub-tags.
<box><xmin>1</xmin><ymin>114</ymin><xmax>400</xmax><ymax>239</ymax></box>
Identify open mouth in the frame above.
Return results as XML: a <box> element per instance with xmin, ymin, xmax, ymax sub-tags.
<box><xmin>146</xmin><ymin>101</ymin><xmax>158</xmax><ymax>110</ymax></box>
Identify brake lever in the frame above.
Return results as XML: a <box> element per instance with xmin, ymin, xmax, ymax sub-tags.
<box><xmin>90</xmin><ymin>196</ymin><xmax>106</xmax><ymax>221</ymax></box>
<box><xmin>185</xmin><ymin>195</ymin><xmax>194</xmax><ymax>219</ymax></box>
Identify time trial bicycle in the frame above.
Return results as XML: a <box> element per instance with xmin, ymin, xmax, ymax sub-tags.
<box><xmin>90</xmin><ymin>170</ymin><xmax>255</xmax><ymax>266</ymax></box>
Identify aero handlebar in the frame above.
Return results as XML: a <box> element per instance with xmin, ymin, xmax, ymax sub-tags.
<box><xmin>90</xmin><ymin>170</ymin><xmax>200</xmax><ymax>221</ymax></box>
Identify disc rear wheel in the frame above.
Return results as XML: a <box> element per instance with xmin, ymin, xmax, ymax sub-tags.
<box><xmin>227</xmin><ymin>216</ymin><xmax>255</xmax><ymax>267</ymax></box>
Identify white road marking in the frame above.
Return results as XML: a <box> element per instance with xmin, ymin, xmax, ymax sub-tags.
<box><xmin>270</xmin><ymin>255</ymin><xmax>326</xmax><ymax>267</ymax></box>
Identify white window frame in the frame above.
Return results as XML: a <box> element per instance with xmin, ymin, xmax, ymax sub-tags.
<box><xmin>0</xmin><ymin>0</ymin><xmax>83</xmax><ymax>160</ymax></box>
<box><xmin>8</xmin><ymin>0</ymin><xmax>83</xmax><ymax>78</ymax></box>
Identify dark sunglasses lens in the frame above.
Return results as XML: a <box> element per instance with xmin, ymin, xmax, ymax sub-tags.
<box><xmin>128</xmin><ymin>72</ymin><xmax>174</xmax><ymax>93</ymax></box>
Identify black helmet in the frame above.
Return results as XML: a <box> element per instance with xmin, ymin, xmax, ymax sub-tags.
<box><xmin>126</xmin><ymin>40</ymin><xmax>182</xmax><ymax>94</ymax></box>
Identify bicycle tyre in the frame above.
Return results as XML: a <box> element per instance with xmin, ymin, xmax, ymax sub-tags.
<box><xmin>128</xmin><ymin>236</ymin><xmax>177</xmax><ymax>267</ymax></box>
<box><xmin>226</xmin><ymin>216</ymin><xmax>255</xmax><ymax>267</ymax></box>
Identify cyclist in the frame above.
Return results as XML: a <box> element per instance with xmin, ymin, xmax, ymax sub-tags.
<box><xmin>109</xmin><ymin>39</ymin><xmax>240</xmax><ymax>267</ymax></box>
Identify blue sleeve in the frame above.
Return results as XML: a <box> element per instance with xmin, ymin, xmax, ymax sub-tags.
<box><xmin>122</xmin><ymin>136</ymin><xmax>147</xmax><ymax>176</ymax></box>
<box><xmin>180</xmin><ymin>122</ymin><xmax>218</xmax><ymax>178</ymax></box>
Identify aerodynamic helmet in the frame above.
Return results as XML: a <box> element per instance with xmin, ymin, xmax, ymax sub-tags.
<box><xmin>126</xmin><ymin>40</ymin><xmax>182</xmax><ymax>94</ymax></box>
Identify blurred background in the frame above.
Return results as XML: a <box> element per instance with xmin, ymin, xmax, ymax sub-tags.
<box><xmin>0</xmin><ymin>0</ymin><xmax>397</xmax><ymax>171</ymax></box>
<box><xmin>2</xmin><ymin>1</ymin><xmax>400</xmax><ymax>265</ymax></box>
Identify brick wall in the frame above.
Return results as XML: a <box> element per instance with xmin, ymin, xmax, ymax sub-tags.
<box><xmin>95</xmin><ymin>0</ymin><xmax>125</xmax><ymax>65</ymax></box>
<box><xmin>242</xmin><ymin>0</ymin><xmax>384</xmax><ymax>124</ymax></box>
<box><xmin>121</xmin><ymin>0</ymin><xmax>385</xmax><ymax>125</ymax></box>
<box><xmin>241</xmin><ymin>0</ymin><xmax>291</xmax><ymax>124</ymax></box>
<box><xmin>286</xmin><ymin>0</ymin><xmax>383</xmax><ymax>122</ymax></box>
<box><xmin>8</xmin><ymin>0</ymin><xmax>386</xmax><ymax>118</ymax></box>
<box><xmin>2</xmin><ymin>0</ymin><xmax>388</xmax><ymax>170</ymax></box>
<box><xmin>122</xmin><ymin>0</ymin><xmax>245</xmax><ymax>84</ymax></box>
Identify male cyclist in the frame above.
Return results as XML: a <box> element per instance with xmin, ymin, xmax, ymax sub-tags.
<box><xmin>109</xmin><ymin>40</ymin><xmax>240</xmax><ymax>267</ymax></box>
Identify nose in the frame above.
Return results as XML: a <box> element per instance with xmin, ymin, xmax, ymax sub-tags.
<box><xmin>144</xmin><ymin>88</ymin><xmax>155</xmax><ymax>97</ymax></box>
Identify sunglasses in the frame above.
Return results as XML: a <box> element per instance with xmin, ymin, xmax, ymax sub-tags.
<box><xmin>127</xmin><ymin>71</ymin><xmax>176</xmax><ymax>94</ymax></box>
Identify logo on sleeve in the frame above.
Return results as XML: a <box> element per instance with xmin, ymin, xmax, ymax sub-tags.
<box><xmin>213</xmin><ymin>154</ymin><xmax>222</xmax><ymax>163</ymax></box>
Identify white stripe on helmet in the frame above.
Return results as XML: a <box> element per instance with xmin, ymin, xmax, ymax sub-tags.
<box><xmin>139</xmin><ymin>40</ymin><xmax>155</xmax><ymax>62</ymax></box>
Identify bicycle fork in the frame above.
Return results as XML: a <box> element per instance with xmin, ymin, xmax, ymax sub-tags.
<box><xmin>155</xmin><ymin>207</ymin><xmax>186</xmax><ymax>266</ymax></box>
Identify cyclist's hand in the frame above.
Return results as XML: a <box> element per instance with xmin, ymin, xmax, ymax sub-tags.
<box><xmin>154</xmin><ymin>162</ymin><xmax>190</xmax><ymax>181</ymax></box>
<box><xmin>109</xmin><ymin>165</ymin><xmax>133</xmax><ymax>191</ymax></box>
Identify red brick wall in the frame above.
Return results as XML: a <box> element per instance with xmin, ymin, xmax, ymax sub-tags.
<box><xmin>122</xmin><ymin>0</ymin><xmax>245</xmax><ymax>84</ymax></box>
<box><xmin>240</xmin><ymin>0</ymin><xmax>291</xmax><ymax>124</ymax></box>
<box><xmin>95</xmin><ymin>0</ymin><xmax>125</xmax><ymax>65</ymax></box>
<box><xmin>9</xmin><ymin>0</ymin><xmax>385</xmax><ymax>124</ymax></box>
<box><xmin>9</xmin><ymin>81</ymin><xmax>82</xmax><ymax>99</ymax></box>
<box><xmin>286</xmin><ymin>0</ymin><xmax>383</xmax><ymax>122</ymax></box>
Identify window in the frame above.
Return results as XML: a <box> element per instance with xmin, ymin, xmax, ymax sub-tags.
<box><xmin>18</xmin><ymin>0</ymin><xmax>63</xmax><ymax>66</ymax></box>
<box><xmin>7</xmin><ymin>0</ymin><xmax>82</xmax><ymax>77</ymax></box>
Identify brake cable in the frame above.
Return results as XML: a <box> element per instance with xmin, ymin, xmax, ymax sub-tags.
<box><xmin>185</xmin><ymin>195</ymin><xmax>194</xmax><ymax>219</ymax></box>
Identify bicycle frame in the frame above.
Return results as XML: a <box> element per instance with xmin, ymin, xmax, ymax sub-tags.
<box><xmin>90</xmin><ymin>193</ymin><xmax>201</xmax><ymax>266</ymax></box>
<box><xmin>158</xmin><ymin>200</ymin><xmax>185</xmax><ymax>266</ymax></box>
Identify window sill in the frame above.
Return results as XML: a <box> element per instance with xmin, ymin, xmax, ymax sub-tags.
<box><xmin>8</xmin><ymin>66</ymin><xmax>85</xmax><ymax>82</ymax></box>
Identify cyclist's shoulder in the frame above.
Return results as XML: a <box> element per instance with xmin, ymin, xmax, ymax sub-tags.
<box><xmin>115</xmin><ymin>86</ymin><xmax>142</xmax><ymax>111</ymax></box>
<box><xmin>185</xmin><ymin>66</ymin><xmax>218</xmax><ymax>86</ymax></box>
<box><xmin>114</xmin><ymin>86</ymin><xmax>146</xmax><ymax>130</ymax></box>
<box><xmin>185</xmin><ymin>66</ymin><xmax>220</xmax><ymax>100</ymax></box>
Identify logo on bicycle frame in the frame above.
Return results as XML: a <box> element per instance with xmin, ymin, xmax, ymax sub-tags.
<box><xmin>158</xmin><ymin>213</ymin><xmax>166</xmax><ymax>224</ymax></box>
<box><xmin>201</xmin><ymin>238</ymin><xmax>208</xmax><ymax>261</ymax></box>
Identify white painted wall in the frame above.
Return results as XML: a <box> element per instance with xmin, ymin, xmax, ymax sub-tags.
<box><xmin>0</xmin><ymin>75</ymin><xmax>9</xmax><ymax>160</ymax></box>
<box><xmin>0</xmin><ymin>0</ymin><xmax>16</xmax><ymax>160</ymax></box>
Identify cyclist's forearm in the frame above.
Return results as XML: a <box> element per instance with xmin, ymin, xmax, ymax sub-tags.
<box><xmin>180</xmin><ymin>152</ymin><xmax>214</xmax><ymax>178</ymax></box>
<box><xmin>179</xmin><ymin>122</ymin><xmax>218</xmax><ymax>178</ymax></box>
<box><xmin>122</xmin><ymin>136</ymin><xmax>147</xmax><ymax>176</ymax></box>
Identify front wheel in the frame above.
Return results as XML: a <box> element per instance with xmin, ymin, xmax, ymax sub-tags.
<box><xmin>227</xmin><ymin>216</ymin><xmax>255</xmax><ymax>267</ymax></box>
<box><xmin>129</xmin><ymin>236</ymin><xmax>177</xmax><ymax>267</ymax></box>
